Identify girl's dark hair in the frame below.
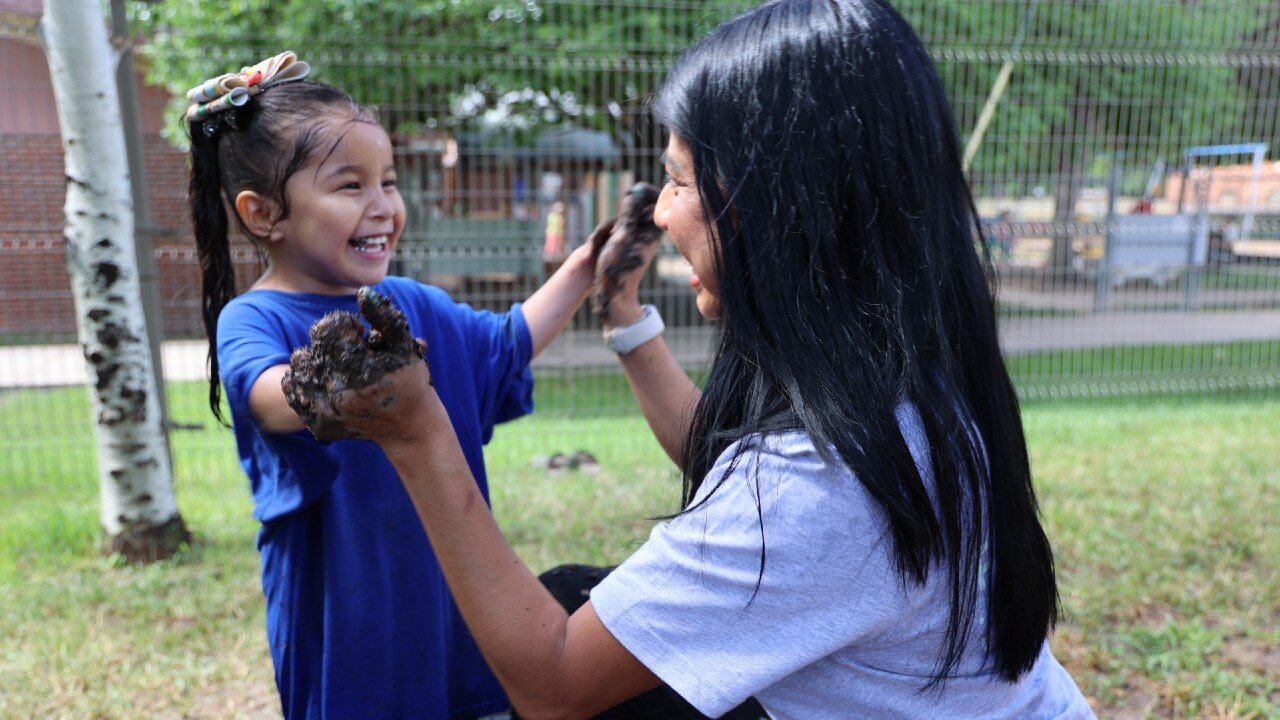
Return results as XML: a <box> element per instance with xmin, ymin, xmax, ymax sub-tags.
<box><xmin>654</xmin><ymin>0</ymin><xmax>1057</xmax><ymax>685</ymax></box>
<box><xmin>187</xmin><ymin>80</ymin><xmax>375</xmax><ymax>423</ymax></box>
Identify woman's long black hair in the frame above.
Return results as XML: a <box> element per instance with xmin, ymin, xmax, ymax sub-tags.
<box><xmin>187</xmin><ymin>80</ymin><xmax>374</xmax><ymax>423</ymax></box>
<box><xmin>654</xmin><ymin>0</ymin><xmax>1057</xmax><ymax>684</ymax></box>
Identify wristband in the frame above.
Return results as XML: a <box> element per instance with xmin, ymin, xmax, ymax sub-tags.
<box><xmin>602</xmin><ymin>304</ymin><xmax>664</xmax><ymax>354</ymax></box>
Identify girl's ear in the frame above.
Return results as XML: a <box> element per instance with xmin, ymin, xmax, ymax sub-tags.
<box><xmin>234</xmin><ymin>191</ymin><xmax>283</xmax><ymax>241</ymax></box>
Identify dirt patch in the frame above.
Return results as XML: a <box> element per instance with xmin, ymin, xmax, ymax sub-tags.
<box><xmin>180</xmin><ymin>672</ymin><xmax>279</xmax><ymax>720</ymax></box>
<box><xmin>1222</xmin><ymin>635</ymin><xmax>1280</xmax><ymax>676</ymax></box>
<box><xmin>1108</xmin><ymin>688</ymin><xmax>1160</xmax><ymax>720</ymax></box>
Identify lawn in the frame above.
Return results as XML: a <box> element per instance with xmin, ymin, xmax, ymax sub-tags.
<box><xmin>1</xmin><ymin>361</ymin><xmax>1277</xmax><ymax>718</ymax></box>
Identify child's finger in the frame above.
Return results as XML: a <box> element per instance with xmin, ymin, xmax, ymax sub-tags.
<box><xmin>616</xmin><ymin>182</ymin><xmax>660</xmax><ymax>241</ymax></box>
<box><xmin>284</xmin><ymin>347</ymin><xmax>334</xmax><ymax>439</ymax></box>
<box><xmin>357</xmin><ymin>287</ymin><xmax>415</xmax><ymax>353</ymax></box>
<box><xmin>586</xmin><ymin>217</ymin><xmax>617</xmax><ymax>259</ymax></box>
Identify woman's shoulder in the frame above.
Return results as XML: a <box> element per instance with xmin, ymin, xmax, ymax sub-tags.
<box><xmin>705</xmin><ymin>403</ymin><xmax>932</xmax><ymax>496</ymax></box>
<box><xmin>717</xmin><ymin>402</ymin><xmax>926</xmax><ymax>463</ymax></box>
<box><xmin>736</xmin><ymin>431</ymin><xmax>823</xmax><ymax>460</ymax></box>
<box><xmin>706</xmin><ymin>431</ymin><xmax>854</xmax><ymax>499</ymax></box>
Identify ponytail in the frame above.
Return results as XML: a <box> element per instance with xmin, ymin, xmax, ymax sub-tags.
<box><xmin>188</xmin><ymin>123</ymin><xmax>237</xmax><ymax>425</ymax></box>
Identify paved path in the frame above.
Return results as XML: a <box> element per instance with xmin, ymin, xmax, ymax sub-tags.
<box><xmin>4</xmin><ymin>310</ymin><xmax>1280</xmax><ymax>389</ymax></box>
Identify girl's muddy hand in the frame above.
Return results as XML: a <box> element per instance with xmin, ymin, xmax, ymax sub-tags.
<box><xmin>590</xmin><ymin>183</ymin><xmax>663</xmax><ymax>323</ymax></box>
<box><xmin>282</xmin><ymin>287</ymin><xmax>434</xmax><ymax>443</ymax></box>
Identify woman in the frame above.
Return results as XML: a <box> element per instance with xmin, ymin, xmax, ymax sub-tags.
<box><xmin>283</xmin><ymin>0</ymin><xmax>1095</xmax><ymax>717</ymax></box>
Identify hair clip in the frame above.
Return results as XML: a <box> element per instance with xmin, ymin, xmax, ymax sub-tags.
<box><xmin>184</xmin><ymin>51</ymin><xmax>311</xmax><ymax>122</ymax></box>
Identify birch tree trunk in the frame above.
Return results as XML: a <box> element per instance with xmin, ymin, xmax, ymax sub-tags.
<box><xmin>42</xmin><ymin>0</ymin><xmax>189</xmax><ymax>561</ymax></box>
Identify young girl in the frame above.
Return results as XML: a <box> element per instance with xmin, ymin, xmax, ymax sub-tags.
<box><xmin>282</xmin><ymin>0</ymin><xmax>1097</xmax><ymax>717</ymax></box>
<box><xmin>187</xmin><ymin>53</ymin><xmax>601</xmax><ymax>719</ymax></box>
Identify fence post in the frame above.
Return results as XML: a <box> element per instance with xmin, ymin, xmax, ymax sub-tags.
<box><xmin>1094</xmin><ymin>154</ymin><xmax>1121</xmax><ymax>312</ymax></box>
<box><xmin>110</xmin><ymin>0</ymin><xmax>172</xmax><ymax>449</ymax></box>
<box><xmin>1184</xmin><ymin>175</ymin><xmax>1209</xmax><ymax>311</ymax></box>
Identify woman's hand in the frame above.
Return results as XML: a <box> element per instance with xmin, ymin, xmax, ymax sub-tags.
<box><xmin>589</xmin><ymin>183</ymin><xmax>663</xmax><ymax>326</ymax></box>
<box><xmin>281</xmin><ymin>287</ymin><xmax>438</xmax><ymax>445</ymax></box>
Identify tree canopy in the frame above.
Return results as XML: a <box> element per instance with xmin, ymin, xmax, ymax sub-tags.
<box><xmin>903</xmin><ymin>0</ymin><xmax>1277</xmax><ymax>183</ymax></box>
<box><xmin>134</xmin><ymin>0</ymin><xmax>749</xmax><ymax>146</ymax></box>
<box><xmin>136</xmin><ymin>0</ymin><xmax>1278</xmax><ymax>192</ymax></box>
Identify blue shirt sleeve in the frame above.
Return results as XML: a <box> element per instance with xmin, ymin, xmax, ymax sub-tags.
<box><xmin>461</xmin><ymin>300</ymin><xmax>535</xmax><ymax>439</ymax></box>
<box><xmin>216</xmin><ymin>296</ymin><xmax>342</xmax><ymax>521</ymax></box>
<box><xmin>216</xmin><ymin>300</ymin><xmax>291</xmax><ymax>421</ymax></box>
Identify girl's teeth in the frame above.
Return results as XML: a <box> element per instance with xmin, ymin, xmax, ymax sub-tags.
<box><xmin>351</xmin><ymin>235</ymin><xmax>388</xmax><ymax>253</ymax></box>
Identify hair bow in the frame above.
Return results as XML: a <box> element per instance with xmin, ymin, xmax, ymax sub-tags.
<box><xmin>185</xmin><ymin>51</ymin><xmax>311</xmax><ymax>122</ymax></box>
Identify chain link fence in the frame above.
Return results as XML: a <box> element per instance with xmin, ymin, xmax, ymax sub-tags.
<box><xmin>2</xmin><ymin>0</ymin><xmax>1279</xmax><ymax>487</ymax></box>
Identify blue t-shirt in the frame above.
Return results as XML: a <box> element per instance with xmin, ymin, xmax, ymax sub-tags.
<box><xmin>217</xmin><ymin>276</ymin><xmax>534</xmax><ymax>719</ymax></box>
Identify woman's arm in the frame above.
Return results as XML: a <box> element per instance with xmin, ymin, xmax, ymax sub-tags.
<box><xmin>605</xmin><ymin>301</ymin><xmax>701</xmax><ymax>467</ymax></box>
<box><xmin>380</xmin><ymin>390</ymin><xmax>663</xmax><ymax>719</ymax></box>
<box><xmin>280</xmin><ymin>292</ymin><xmax>663</xmax><ymax>718</ymax></box>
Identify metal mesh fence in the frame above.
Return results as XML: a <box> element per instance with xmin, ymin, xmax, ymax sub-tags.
<box><xmin>2</xmin><ymin>0</ymin><xmax>1279</xmax><ymax>488</ymax></box>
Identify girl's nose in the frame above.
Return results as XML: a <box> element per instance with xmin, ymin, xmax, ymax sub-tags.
<box><xmin>653</xmin><ymin>183</ymin><xmax>673</xmax><ymax>231</ymax></box>
<box><xmin>367</xmin><ymin>186</ymin><xmax>395</xmax><ymax>219</ymax></box>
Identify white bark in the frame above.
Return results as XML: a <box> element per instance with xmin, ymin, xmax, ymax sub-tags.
<box><xmin>42</xmin><ymin>1</ymin><xmax>181</xmax><ymax>539</ymax></box>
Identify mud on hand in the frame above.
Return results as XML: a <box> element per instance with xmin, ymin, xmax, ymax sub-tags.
<box><xmin>590</xmin><ymin>182</ymin><xmax>662</xmax><ymax>323</ymax></box>
<box><xmin>282</xmin><ymin>286</ymin><xmax>430</xmax><ymax>443</ymax></box>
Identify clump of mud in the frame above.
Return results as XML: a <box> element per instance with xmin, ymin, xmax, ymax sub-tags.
<box><xmin>282</xmin><ymin>287</ymin><xmax>426</xmax><ymax>442</ymax></box>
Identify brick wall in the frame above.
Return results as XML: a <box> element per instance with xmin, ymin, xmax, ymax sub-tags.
<box><xmin>0</xmin><ymin>131</ymin><xmax>264</xmax><ymax>342</ymax></box>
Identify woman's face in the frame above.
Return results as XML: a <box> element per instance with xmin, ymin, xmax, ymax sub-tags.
<box><xmin>655</xmin><ymin>135</ymin><xmax>721</xmax><ymax>320</ymax></box>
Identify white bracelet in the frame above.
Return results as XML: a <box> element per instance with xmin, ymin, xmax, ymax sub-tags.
<box><xmin>602</xmin><ymin>304</ymin><xmax>664</xmax><ymax>355</ymax></box>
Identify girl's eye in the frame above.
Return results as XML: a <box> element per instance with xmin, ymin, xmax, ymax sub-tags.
<box><xmin>341</xmin><ymin>182</ymin><xmax>361</xmax><ymax>191</ymax></box>
<box><xmin>382</xmin><ymin>179</ymin><xmax>397</xmax><ymax>188</ymax></box>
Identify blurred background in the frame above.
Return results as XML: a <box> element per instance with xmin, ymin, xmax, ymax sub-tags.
<box><xmin>2</xmin><ymin>0</ymin><xmax>1279</xmax><ymax>505</ymax></box>
<box><xmin>3</xmin><ymin>2</ymin><xmax>1280</xmax><ymax>717</ymax></box>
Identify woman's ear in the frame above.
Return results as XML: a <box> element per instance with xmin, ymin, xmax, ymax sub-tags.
<box><xmin>234</xmin><ymin>191</ymin><xmax>282</xmax><ymax>241</ymax></box>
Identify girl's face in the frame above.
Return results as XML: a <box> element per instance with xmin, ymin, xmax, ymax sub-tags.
<box><xmin>655</xmin><ymin>135</ymin><xmax>721</xmax><ymax>320</ymax></box>
<box><xmin>264</xmin><ymin>119</ymin><xmax>405</xmax><ymax>295</ymax></box>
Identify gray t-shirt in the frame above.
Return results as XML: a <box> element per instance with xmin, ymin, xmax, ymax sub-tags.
<box><xmin>591</xmin><ymin>406</ymin><xmax>1095</xmax><ymax>719</ymax></box>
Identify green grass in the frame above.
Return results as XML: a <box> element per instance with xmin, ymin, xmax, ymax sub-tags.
<box><xmin>0</xmin><ymin>333</ymin><xmax>79</xmax><ymax>348</ymax></box>
<box><xmin>1022</xmin><ymin>397</ymin><xmax>1280</xmax><ymax>717</ymax></box>
<box><xmin>1008</xmin><ymin>340</ymin><xmax>1280</xmax><ymax>400</ymax></box>
<box><xmin>2</xmin><ymin>355</ymin><xmax>1279</xmax><ymax>718</ymax></box>
<box><xmin>1202</xmin><ymin>266</ymin><xmax>1280</xmax><ymax>292</ymax></box>
<box><xmin>998</xmin><ymin>304</ymin><xmax>1081</xmax><ymax>319</ymax></box>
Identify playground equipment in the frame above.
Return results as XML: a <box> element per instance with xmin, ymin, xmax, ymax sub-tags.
<box><xmin>1095</xmin><ymin>144</ymin><xmax>1268</xmax><ymax>309</ymax></box>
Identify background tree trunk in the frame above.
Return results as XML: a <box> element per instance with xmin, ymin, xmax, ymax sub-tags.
<box><xmin>41</xmin><ymin>0</ymin><xmax>189</xmax><ymax>562</ymax></box>
<box><xmin>1050</xmin><ymin>141</ymin><xmax>1085</xmax><ymax>273</ymax></box>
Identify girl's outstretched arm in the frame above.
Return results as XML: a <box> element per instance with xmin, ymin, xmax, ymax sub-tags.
<box><xmin>382</xmin><ymin>395</ymin><xmax>663</xmax><ymax>719</ymax></box>
<box><xmin>248</xmin><ymin>364</ymin><xmax>306</xmax><ymax>433</ymax></box>
<box><xmin>520</xmin><ymin>240</ymin><xmax>597</xmax><ymax>358</ymax></box>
